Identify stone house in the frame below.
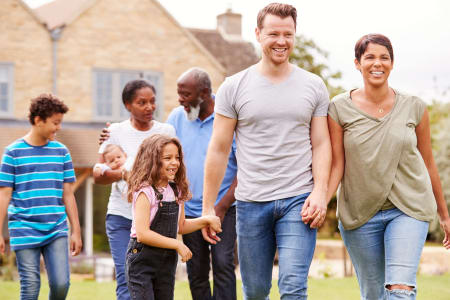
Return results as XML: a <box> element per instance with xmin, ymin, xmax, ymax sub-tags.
<box><xmin>0</xmin><ymin>0</ymin><xmax>258</xmax><ymax>255</ymax></box>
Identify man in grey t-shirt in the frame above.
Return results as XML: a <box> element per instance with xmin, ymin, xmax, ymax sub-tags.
<box><xmin>201</xmin><ymin>3</ymin><xmax>331</xmax><ymax>299</ymax></box>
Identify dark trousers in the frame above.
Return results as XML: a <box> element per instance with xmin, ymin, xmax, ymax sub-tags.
<box><xmin>126</xmin><ymin>201</ymin><xmax>179</xmax><ymax>300</ymax></box>
<box><xmin>183</xmin><ymin>206</ymin><xmax>237</xmax><ymax>300</ymax></box>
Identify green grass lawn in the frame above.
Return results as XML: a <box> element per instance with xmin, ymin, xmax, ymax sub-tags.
<box><xmin>1</xmin><ymin>274</ymin><xmax>449</xmax><ymax>299</ymax></box>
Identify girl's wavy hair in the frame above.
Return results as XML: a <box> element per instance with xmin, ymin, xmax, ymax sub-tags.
<box><xmin>127</xmin><ymin>134</ymin><xmax>190</xmax><ymax>203</ymax></box>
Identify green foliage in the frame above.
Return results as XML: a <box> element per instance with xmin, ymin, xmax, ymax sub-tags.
<box><xmin>0</xmin><ymin>252</ymin><xmax>15</xmax><ymax>281</ymax></box>
<box><xmin>93</xmin><ymin>184</ymin><xmax>110</xmax><ymax>252</ymax></box>
<box><xmin>93</xmin><ymin>234</ymin><xmax>110</xmax><ymax>253</ymax></box>
<box><xmin>428</xmin><ymin>101</ymin><xmax>450</xmax><ymax>242</ymax></box>
<box><xmin>290</xmin><ymin>35</ymin><xmax>345</xmax><ymax>98</ymax></box>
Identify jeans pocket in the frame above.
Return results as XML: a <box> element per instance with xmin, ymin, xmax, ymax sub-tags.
<box><xmin>127</xmin><ymin>240</ymin><xmax>144</xmax><ymax>265</ymax></box>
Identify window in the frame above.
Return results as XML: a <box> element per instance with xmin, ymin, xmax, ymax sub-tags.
<box><xmin>0</xmin><ymin>63</ymin><xmax>13</xmax><ymax>116</ymax></box>
<box><xmin>93</xmin><ymin>69</ymin><xmax>163</xmax><ymax>121</ymax></box>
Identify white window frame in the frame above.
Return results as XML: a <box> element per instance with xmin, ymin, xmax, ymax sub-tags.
<box><xmin>92</xmin><ymin>68</ymin><xmax>164</xmax><ymax>122</ymax></box>
<box><xmin>0</xmin><ymin>63</ymin><xmax>14</xmax><ymax>117</ymax></box>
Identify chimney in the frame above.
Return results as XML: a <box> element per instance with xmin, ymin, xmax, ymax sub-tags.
<box><xmin>217</xmin><ymin>8</ymin><xmax>242</xmax><ymax>39</ymax></box>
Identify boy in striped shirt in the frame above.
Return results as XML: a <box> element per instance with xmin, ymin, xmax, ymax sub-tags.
<box><xmin>0</xmin><ymin>94</ymin><xmax>82</xmax><ymax>300</ymax></box>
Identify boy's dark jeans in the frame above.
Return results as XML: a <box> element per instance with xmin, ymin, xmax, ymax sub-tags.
<box><xmin>183</xmin><ymin>206</ymin><xmax>237</xmax><ymax>300</ymax></box>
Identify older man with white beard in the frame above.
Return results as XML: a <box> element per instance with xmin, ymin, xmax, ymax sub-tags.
<box><xmin>166</xmin><ymin>68</ymin><xmax>238</xmax><ymax>300</ymax></box>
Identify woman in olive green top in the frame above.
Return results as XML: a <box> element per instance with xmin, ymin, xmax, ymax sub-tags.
<box><xmin>327</xmin><ymin>34</ymin><xmax>450</xmax><ymax>300</ymax></box>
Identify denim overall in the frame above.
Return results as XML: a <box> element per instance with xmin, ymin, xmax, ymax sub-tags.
<box><xmin>126</xmin><ymin>187</ymin><xmax>179</xmax><ymax>300</ymax></box>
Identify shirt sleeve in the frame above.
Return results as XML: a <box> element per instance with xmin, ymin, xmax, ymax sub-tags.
<box><xmin>93</xmin><ymin>163</ymin><xmax>111</xmax><ymax>175</ymax></box>
<box><xmin>214</xmin><ymin>78</ymin><xmax>238</xmax><ymax>120</ymax></box>
<box><xmin>413</xmin><ymin>96</ymin><xmax>427</xmax><ymax>125</ymax></box>
<box><xmin>0</xmin><ymin>148</ymin><xmax>15</xmax><ymax>188</ymax></box>
<box><xmin>63</xmin><ymin>148</ymin><xmax>76</xmax><ymax>183</ymax></box>
<box><xmin>327</xmin><ymin>101</ymin><xmax>341</xmax><ymax>126</ymax></box>
<box><xmin>313</xmin><ymin>79</ymin><xmax>330</xmax><ymax>117</ymax></box>
<box><xmin>166</xmin><ymin>124</ymin><xmax>176</xmax><ymax>137</ymax></box>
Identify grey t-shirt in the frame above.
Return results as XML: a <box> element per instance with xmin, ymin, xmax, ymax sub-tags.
<box><xmin>215</xmin><ymin>64</ymin><xmax>329</xmax><ymax>201</ymax></box>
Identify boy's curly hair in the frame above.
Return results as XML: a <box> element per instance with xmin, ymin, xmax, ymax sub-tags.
<box><xmin>28</xmin><ymin>94</ymin><xmax>69</xmax><ymax>124</ymax></box>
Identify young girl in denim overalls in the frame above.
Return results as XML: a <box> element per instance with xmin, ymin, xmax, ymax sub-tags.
<box><xmin>125</xmin><ymin>134</ymin><xmax>221</xmax><ymax>300</ymax></box>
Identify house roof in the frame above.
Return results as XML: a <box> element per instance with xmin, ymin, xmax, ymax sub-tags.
<box><xmin>33</xmin><ymin>0</ymin><xmax>96</xmax><ymax>30</ymax></box>
<box><xmin>31</xmin><ymin>0</ymin><xmax>226</xmax><ymax>74</ymax></box>
<box><xmin>188</xmin><ymin>28</ymin><xmax>259</xmax><ymax>76</ymax></box>
<box><xmin>0</xmin><ymin>126</ymin><xmax>100</xmax><ymax>168</ymax></box>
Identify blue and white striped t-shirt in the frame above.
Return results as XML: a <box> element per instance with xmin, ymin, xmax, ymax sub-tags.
<box><xmin>0</xmin><ymin>139</ymin><xmax>76</xmax><ymax>251</ymax></box>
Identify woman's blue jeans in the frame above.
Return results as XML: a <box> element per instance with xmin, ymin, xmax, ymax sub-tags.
<box><xmin>106</xmin><ymin>214</ymin><xmax>131</xmax><ymax>300</ymax></box>
<box><xmin>236</xmin><ymin>193</ymin><xmax>316</xmax><ymax>300</ymax></box>
<box><xmin>339</xmin><ymin>208</ymin><xmax>429</xmax><ymax>300</ymax></box>
<box><xmin>15</xmin><ymin>236</ymin><xmax>70</xmax><ymax>300</ymax></box>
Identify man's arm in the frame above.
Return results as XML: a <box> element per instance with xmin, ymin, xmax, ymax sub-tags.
<box><xmin>0</xmin><ymin>187</ymin><xmax>12</xmax><ymax>254</ymax></box>
<box><xmin>202</xmin><ymin>113</ymin><xmax>236</xmax><ymax>243</ymax></box>
<box><xmin>214</xmin><ymin>177</ymin><xmax>237</xmax><ymax>222</ymax></box>
<box><xmin>301</xmin><ymin>116</ymin><xmax>332</xmax><ymax>228</ymax></box>
<box><xmin>63</xmin><ymin>182</ymin><xmax>82</xmax><ymax>256</ymax></box>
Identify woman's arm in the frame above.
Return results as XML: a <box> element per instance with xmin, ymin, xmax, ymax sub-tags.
<box><xmin>327</xmin><ymin>116</ymin><xmax>345</xmax><ymax>203</ymax></box>
<box><xmin>416</xmin><ymin>108</ymin><xmax>450</xmax><ymax>249</ymax></box>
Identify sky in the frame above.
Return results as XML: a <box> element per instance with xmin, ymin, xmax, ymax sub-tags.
<box><xmin>25</xmin><ymin>0</ymin><xmax>450</xmax><ymax>103</ymax></box>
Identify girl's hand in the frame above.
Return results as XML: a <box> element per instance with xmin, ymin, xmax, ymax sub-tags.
<box><xmin>176</xmin><ymin>241</ymin><xmax>192</xmax><ymax>262</ymax></box>
<box><xmin>207</xmin><ymin>215</ymin><xmax>222</xmax><ymax>233</ymax></box>
<box><xmin>440</xmin><ymin>217</ymin><xmax>450</xmax><ymax>250</ymax></box>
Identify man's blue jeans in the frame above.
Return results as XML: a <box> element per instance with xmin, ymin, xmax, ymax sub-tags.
<box><xmin>15</xmin><ymin>236</ymin><xmax>70</xmax><ymax>300</ymax></box>
<box><xmin>106</xmin><ymin>214</ymin><xmax>131</xmax><ymax>300</ymax></box>
<box><xmin>236</xmin><ymin>193</ymin><xmax>316</xmax><ymax>300</ymax></box>
<box><xmin>339</xmin><ymin>208</ymin><xmax>429</xmax><ymax>300</ymax></box>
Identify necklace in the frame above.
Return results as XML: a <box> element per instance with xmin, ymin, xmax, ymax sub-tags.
<box><xmin>378</xmin><ymin>107</ymin><xmax>384</xmax><ymax>113</ymax></box>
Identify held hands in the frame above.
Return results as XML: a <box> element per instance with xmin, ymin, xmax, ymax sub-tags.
<box><xmin>176</xmin><ymin>240</ymin><xmax>192</xmax><ymax>262</ymax></box>
<box><xmin>201</xmin><ymin>211</ymin><xmax>222</xmax><ymax>245</ymax></box>
<box><xmin>440</xmin><ymin>217</ymin><xmax>450</xmax><ymax>250</ymax></box>
<box><xmin>70</xmin><ymin>232</ymin><xmax>83</xmax><ymax>256</ymax></box>
<box><xmin>98</xmin><ymin>122</ymin><xmax>111</xmax><ymax>145</ymax></box>
<box><xmin>206</xmin><ymin>215</ymin><xmax>222</xmax><ymax>234</ymax></box>
<box><xmin>301</xmin><ymin>190</ymin><xmax>328</xmax><ymax>229</ymax></box>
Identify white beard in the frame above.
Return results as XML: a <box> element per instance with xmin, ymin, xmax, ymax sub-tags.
<box><xmin>184</xmin><ymin>99</ymin><xmax>203</xmax><ymax>121</ymax></box>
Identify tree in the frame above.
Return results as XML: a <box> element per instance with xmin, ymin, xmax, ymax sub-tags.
<box><xmin>290</xmin><ymin>35</ymin><xmax>345</xmax><ymax>98</ymax></box>
<box><xmin>428</xmin><ymin>101</ymin><xmax>450</xmax><ymax>242</ymax></box>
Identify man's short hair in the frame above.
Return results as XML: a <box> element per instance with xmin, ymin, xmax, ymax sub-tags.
<box><xmin>178</xmin><ymin>67</ymin><xmax>212</xmax><ymax>95</ymax></box>
<box><xmin>257</xmin><ymin>3</ymin><xmax>297</xmax><ymax>30</ymax></box>
<box><xmin>28</xmin><ymin>94</ymin><xmax>69</xmax><ymax>125</ymax></box>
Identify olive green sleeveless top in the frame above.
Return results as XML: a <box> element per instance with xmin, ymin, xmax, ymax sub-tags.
<box><xmin>328</xmin><ymin>90</ymin><xmax>436</xmax><ymax>230</ymax></box>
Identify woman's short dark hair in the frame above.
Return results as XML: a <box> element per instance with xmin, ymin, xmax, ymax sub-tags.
<box><xmin>28</xmin><ymin>94</ymin><xmax>68</xmax><ymax>124</ymax></box>
<box><xmin>122</xmin><ymin>79</ymin><xmax>156</xmax><ymax>105</ymax></box>
<box><xmin>355</xmin><ymin>34</ymin><xmax>394</xmax><ymax>63</ymax></box>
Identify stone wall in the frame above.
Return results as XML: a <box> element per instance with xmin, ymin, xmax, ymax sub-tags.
<box><xmin>0</xmin><ymin>0</ymin><xmax>52</xmax><ymax>120</ymax></box>
<box><xmin>56</xmin><ymin>0</ymin><xmax>225</xmax><ymax>122</ymax></box>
